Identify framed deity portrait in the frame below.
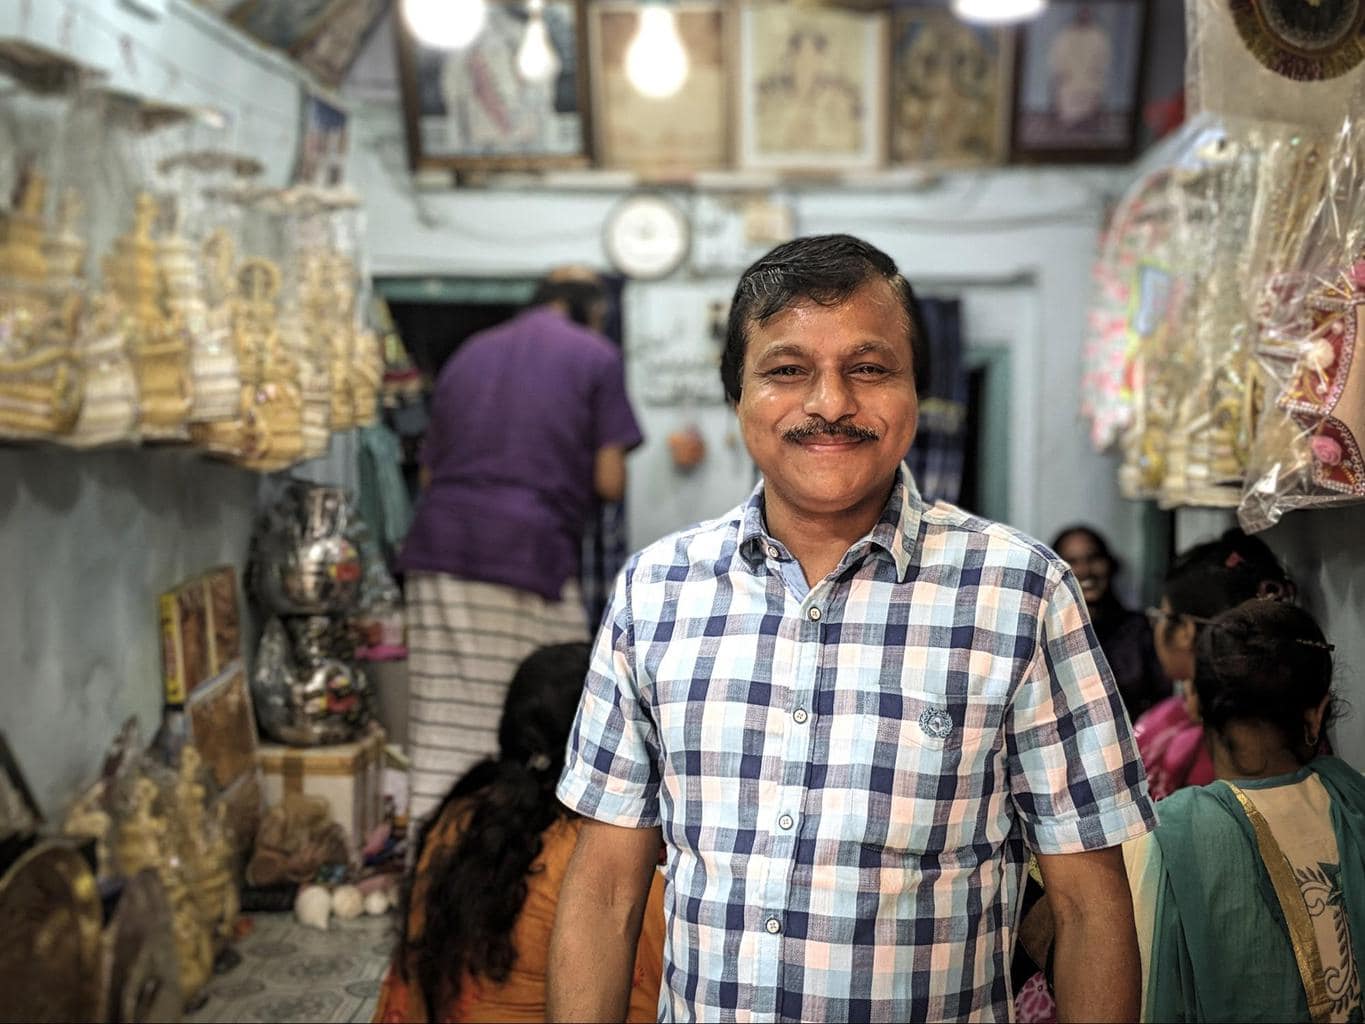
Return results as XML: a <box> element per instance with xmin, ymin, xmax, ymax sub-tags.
<box><xmin>588</xmin><ymin>0</ymin><xmax>732</xmax><ymax>178</ymax></box>
<box><xmin>396</xmin><ymin>0</ymin><xmax>593</xmax><ymax>172</ymax></box>
<box><xmin>1011</xmin><ymin>0</ymin><xmax>1148</xmax><ymax>162</ymax></box>
<box><xmin>889</xmin><ymin>7</ymin><xmax>1013</xmax><ymax>166</ymax></box>
<box><xmin>737</xmin><ymin>3</ymin><xmax>887</xmax><ymax>173</ymax></box>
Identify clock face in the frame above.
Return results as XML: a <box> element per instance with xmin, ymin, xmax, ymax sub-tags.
<box><xmin>604</xmin><ymin>194</ymin><xmax>690</xmax><ymax>280</ymax></box>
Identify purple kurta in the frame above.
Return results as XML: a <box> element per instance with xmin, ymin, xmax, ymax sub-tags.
<box><xmin>399</xmin><ymin>306</ymin><xmax>643</xmax><ymax>600</ymax></box>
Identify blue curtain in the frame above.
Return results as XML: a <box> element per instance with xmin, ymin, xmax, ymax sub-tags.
<box><xmin>904</xmin><ymin>298</ymin><xmax>969</xmax><ymax>505</ymax></box>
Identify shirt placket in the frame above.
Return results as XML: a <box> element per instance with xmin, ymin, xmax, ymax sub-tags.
<box><xmin>750</xmin><ymin>569</ymin><xmax>826</xmax><ymax>1021</ymax></box>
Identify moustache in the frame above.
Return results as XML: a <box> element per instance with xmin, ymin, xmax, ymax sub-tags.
<box><xmin>782</xmin><ymin>419</ymin><xmax>882</xmax><ymax>443</ymax></box>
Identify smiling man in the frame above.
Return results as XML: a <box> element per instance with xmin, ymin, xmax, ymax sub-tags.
<box><xmin>547</xmin><ymin>235</ymin><xmax>1155</xmax><ymax>1023</ymax></box>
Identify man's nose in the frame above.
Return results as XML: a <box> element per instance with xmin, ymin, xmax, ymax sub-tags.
<box><xmin>802</xmin><ymin>370</ymin><xmax>856</xmax><ymax>423</ymax></box>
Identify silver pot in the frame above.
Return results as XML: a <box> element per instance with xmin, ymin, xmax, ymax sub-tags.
<box><xmin>251</xmin><ymin>483</ymin><xmax>363</xmax><ymax>615</ymax></box>
<box><xmin>251</xmin><ymin>618</ymin><xmax>371</xmax><ymax>746</ymax></box>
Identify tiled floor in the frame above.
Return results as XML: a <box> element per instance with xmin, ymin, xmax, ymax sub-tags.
<box><xmin>188</xmin><ymin>912</ymin><xmax>394</xmax><ymax>1024</ymax></box>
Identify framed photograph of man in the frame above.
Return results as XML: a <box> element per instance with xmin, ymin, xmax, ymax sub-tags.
<box><xmin>889</xmin><ymin>7</ymin><xmax>1013</xmax><ymax>166</ymax></box>
<box><xmin>395</xmin><ymin>0</ymin><xmax>593</xmax><ymax>172</ymax></box>
<box><xmin>737</xmin><ymin>3</ymin><xmax>887</xmax><ymax>173</ymax></box>
<box><xmin>1010</xmin><ymin>0</ymin><xmax>1148</xmax><ymax>162</ymax></box>
<box><xmin>588</xmin><ymin>0</ymin><xmax>731</xmax><ymax>178</ymax></box>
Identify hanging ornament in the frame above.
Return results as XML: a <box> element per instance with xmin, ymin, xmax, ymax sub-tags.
<box><xmin>1228</xmin><ymin>0</ymin><xmax>1365</xmax><ymax>81</ymax></box>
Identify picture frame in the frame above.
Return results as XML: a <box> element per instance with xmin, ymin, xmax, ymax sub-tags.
<box><xmin>888</xmin><ymin>7</ymin><xmax>1013</xmax><ymax>167</ymax></box>
<box><xmin>187</xmin><ymin>668</ymin><xmax>259</xmax><ymax>792</ymax></box>
<box><xmin>395</xmin><ymin>0</ymin><xmax>594</xmax><ymax>172</ymax></box>
<box><xmin>1010</xmin><ymin>0</ymin><xmax>1148</xmax><ymax>163</ymax></box>
<box><xmin>736</xmin><ymin>3</ymin><xmax>887</xmax><ymax>173</ymax></box>
<box><xmin>587</xmin><ymin>0</ymin><xmax>732</xmax><ymax>179</ymax></box>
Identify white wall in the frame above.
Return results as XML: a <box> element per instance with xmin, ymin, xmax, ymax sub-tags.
<box><xmin>349</xmin><ymin>89</ymin><xmax>1137</xmax><ymax>556</ymax></box>
<box><xmin>0</xmin><ymin>0</ymin><xmax>353</xmax><ymax>816</ymax></box>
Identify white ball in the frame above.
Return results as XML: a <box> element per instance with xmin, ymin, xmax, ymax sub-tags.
<box><xmin>295</xmin><ymin>885</ymin><xmax>331</xmax><ymax>930</ymax></box>
<box><xmin>331</xmin><ymin>884</ymin><xmax>365</xmax><ymax>921</ymax></box>
<box><xmin>363</xmin><ymin>890</ymin><xmax>391</xmax><ymax>916</ymax></box>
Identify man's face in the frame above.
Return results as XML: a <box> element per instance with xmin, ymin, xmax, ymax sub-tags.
<box><xmin>737</xmin><ymin>278</ymin><xmax>918</xmax><ymax>524</ymax></box>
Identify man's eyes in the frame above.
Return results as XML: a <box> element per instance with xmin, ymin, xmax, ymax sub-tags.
<box><xmin>761</xmin><ymin>364</ymin><xmax>892</xmax><ymax>378</ymax></box>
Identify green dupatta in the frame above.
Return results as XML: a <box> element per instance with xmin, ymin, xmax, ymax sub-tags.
<box><xmin>1145</xmin><ymin>756</ymin><xmax>1365</xmax><ymax>1022</ymax></box>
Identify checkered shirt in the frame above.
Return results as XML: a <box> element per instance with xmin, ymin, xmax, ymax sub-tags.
<box><xmin>558</xmin><ymin>467</ymin><xmax>1156</xmax><ymax>1022</ymax></box>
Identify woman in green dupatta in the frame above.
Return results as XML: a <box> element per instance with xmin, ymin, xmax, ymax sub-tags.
<box><xmin>1127</xmin><ymin>599</ymin><xmax>1365</xmax><ymax>1023</ymax></box>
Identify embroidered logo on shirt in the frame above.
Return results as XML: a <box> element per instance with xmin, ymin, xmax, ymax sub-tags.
<box><xmin>918</xmin><ymin>707</ymin><xmax>954</xmax><ymax>740</ymax></box>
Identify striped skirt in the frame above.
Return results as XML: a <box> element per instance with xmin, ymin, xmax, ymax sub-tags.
<box><xmin>404</xmin><ymin>572</ymin><xmax>589</xmax><ymax>823</ymax></box>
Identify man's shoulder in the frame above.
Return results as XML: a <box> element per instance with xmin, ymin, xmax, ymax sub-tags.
<box><xmin>918</xmin><ymin>501</ymin><xmax>1068</xmax><ymax>580</ymax></box>
<box><xmin>624</xmin><ymin>506</ymin><xmax>746</xmax><ymax>583</ymax></box>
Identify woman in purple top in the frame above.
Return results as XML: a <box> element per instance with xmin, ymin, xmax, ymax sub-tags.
<box><xmin>399</xmin><ymin>267</ymin><xmax>644</xmax><ymax>823</ymax></box>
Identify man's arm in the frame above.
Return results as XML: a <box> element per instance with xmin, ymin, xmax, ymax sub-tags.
<box><xmin>548</xmin><ymin>819</ymin><xmax>662</xmax><ymax>1022</ymax></box>
<box><xmin>594</xmin><ymin>445</ymin><xmax>628</xmax><ymax>503</ymax></box>
<box><xmin>1037</xmin><ymin>846</ymin><xmax>1141</xmax><ymax>1023</ymax></box>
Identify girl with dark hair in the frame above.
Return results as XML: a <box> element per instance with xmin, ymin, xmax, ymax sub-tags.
<box><xmin>373</xmin><ymin>642</ymin><xmax>665</xmax><ymax>1023</ymax></box>
<box><xmin>1133</xmin><ymin>528</ymin><xmax>1296</xmax><ymax>800</ymax></box>
<box><xmin>1051</xmin><ymin>525</ymin><xmax>1170</xmax><ymax>720</ymax></box>
<box><xmin>1126</xmin><ymin>600</ymin><xmax>1365</xmax><ymax>1021</ymax></box>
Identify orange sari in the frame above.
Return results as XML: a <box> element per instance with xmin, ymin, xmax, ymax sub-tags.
<box><xmin>373</xmin><ymin>814</ymin><xmax>666</xmax><ymax>1022</ymax></box>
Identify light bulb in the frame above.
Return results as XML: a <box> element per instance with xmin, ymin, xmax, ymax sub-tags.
<box><xmin>517</xmin><ymin>4</ymin><xmax>560</xmax><ymax>81</ymax></box>
<box><xmin>625</xmin><ymin>6</ymin><xmax>689</xmax><ymax>100</ymax></box>
<box><xmin>950</xmin><ymin>0</ymin><xmax>1047</xmax><ymax>25</ymax></box>
<box><xmin>402</xmin><ymin>0</ymin><xmax>488</xmax><ymax>50</ymax></box>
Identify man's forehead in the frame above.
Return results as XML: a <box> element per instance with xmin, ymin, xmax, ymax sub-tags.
<box><xmin>746</xmin><ymin>281</ymin><xmax>911</xmax><ymax>349</ymax></box>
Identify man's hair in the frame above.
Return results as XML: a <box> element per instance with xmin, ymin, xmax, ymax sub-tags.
<box><xmin>529</xmin><ymin>276</ymin><xmax>606</xmax><ymax>328</ymax></box>
<box><xmin>720</xmin><ymin>234</ymin><xmax>929</xmax><ymax>403</ymax></box>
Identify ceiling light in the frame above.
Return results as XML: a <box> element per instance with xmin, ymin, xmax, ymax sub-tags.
<box><xmin>951</xmin><ymin>0</ymin><xmax>1047</xmax><ymax>25</ymax></box>
<box><xmin>401</xmin><ymin>0</ymin><xmax>488</xmax><ymax>50</ymax></box>
<box><xmin>625</xmin><ymin>5</ymin><xmax>689</xmax><ymax>100</ymax></box>
<box><xmin>517</xmin><ymin>0</ymin><xmax>561</xmax><ymax>81</ymax></box>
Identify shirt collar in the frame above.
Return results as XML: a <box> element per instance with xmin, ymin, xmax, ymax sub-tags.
<box><xmin>737</xmin><ymin>465</ymin><xmax>925</xmax><ymax>582</ymax></box>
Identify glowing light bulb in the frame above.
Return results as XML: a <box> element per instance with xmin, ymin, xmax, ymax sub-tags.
<box><xmin>517</xmin><ymin>0</ymin><xmax>561</xmax><ymax>82</ymax></box>
<box><xmin>625</xmin><ymin>5</ymin><xmax>689</xmax><ymax>100</ymax></box>
<box><xmin>402</xmin><ymin>0</ymin><xmax>488</xmax><ymax>50</ymax></box>
<box><xmin>950</xmin><ymin>0</ymin><xmax>1046</xmax><ymax>24</ymax></box>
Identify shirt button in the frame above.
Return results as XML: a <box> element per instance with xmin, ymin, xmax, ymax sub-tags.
<box><xmin>766</xmin><ymin>545</ymin><xmax>780</xmax><ymax>559</ymax></box>
<box><xmin>765</xmin><ymin>917</ymin><xmax>781</xmax><ymax>935</ymax></box>
<box><xmin>778</xmin><ymin>813</ymin><xmax>794</xmax><ymax>831</ymax></box>
<box><xmin>792</xmin><ymin>708</ymin><xmax>809</xmax><ymax>724</ymax></box>
<box><xmin>807</xmin><ymin>606</ymin><xmax>822</xmax><ymax>621</ymax></box>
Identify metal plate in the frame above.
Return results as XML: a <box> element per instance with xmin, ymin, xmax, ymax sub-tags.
<box><xmin>0</xmin><ymin>841</ymin><xmax>102</xmax><ymax>1023</ymax></box>
<box><xmin>105</xmin><ymin>869</ymin><xmax>183</xmax><ymax>1024</ymax></box>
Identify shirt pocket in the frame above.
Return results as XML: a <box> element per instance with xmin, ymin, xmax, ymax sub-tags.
<box><xmin>829</xmin><ymin>683</ymin><xmax>1006</xmax><ymax>857</ymax></box>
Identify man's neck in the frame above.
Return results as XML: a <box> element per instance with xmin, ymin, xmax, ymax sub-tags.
<box><xmin>764</xmin><ymin>480</ymin><xmax>894</xmax><ymax>587</ymax></box>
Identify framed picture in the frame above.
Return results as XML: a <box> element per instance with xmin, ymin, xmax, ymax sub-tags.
<box><xmin>1011</xmin><ymin>0</ymin><xmax>1148</xmax><ymax>162</ymax></box>
<box><xmin>889</xmin><ymin>7</ymin><xmax>1012</xmax><ymax>167</ymax></box>
<box><xmin>292</xmin><ymin>91</ymin><xmax>350</xmax><ymax>187</ymax></box>
<box><xmin>588</xmin><ymin>0</ymin><xmax>731</xmax><ymax>178</ymax></box>
<box><xmin>396</xmin><ymin>0</ymin><xmax>593</xmax><ymax>172</ymax></box>
<box><xmin>737</xmin><ymin>3</ymin><xmax>887</xmax><ymax>173</ymax></box>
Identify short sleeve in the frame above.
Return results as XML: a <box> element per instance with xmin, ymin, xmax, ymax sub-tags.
<box><xmin>557</xmin><ymin>565</ymin><xmax>661</xmax><ymax>827</ymax></box>
<box><xmin>592</xmin><ymin>351</ymin><xmax>644</xmax><ymax>453</ymax></box>
<box><xmin>1006</xmin><ymin>565</ymin><xmax>1157</xmax><ymax>854</ymax></box>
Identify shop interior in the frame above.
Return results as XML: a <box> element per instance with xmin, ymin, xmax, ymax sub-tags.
<box><xmin>2</xmin><ymin>0</ymin><xmax>1363</xmax><ymax>1020</ymax></box>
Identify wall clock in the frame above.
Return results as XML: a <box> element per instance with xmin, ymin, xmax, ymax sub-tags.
<box><xmin>603</xmin><ymin>194</ymin><xmax>691</xmax><ymax>280</ymax></box>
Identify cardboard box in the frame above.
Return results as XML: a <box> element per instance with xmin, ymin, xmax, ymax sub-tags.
<box><xmin>256</xmin><ymin>727</ymin><xmax>387</xmax><ymax>852</ymax></box>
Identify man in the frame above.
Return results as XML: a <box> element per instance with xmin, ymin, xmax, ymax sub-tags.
<box><xmin>548</xmin><ymin>235</ymin><xmax>1154</xmax><ymax>1021</ymax></box>
<box><xmin>399</xmin><ymin>267</ymin><xmax>643</xmax><ymax>822</ymax></box>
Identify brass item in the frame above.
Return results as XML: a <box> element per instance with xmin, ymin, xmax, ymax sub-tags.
<box><xmin>0</xmin><ymin>840</ymin><xmax>103</xmax><ymax>1022</ymax></box>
